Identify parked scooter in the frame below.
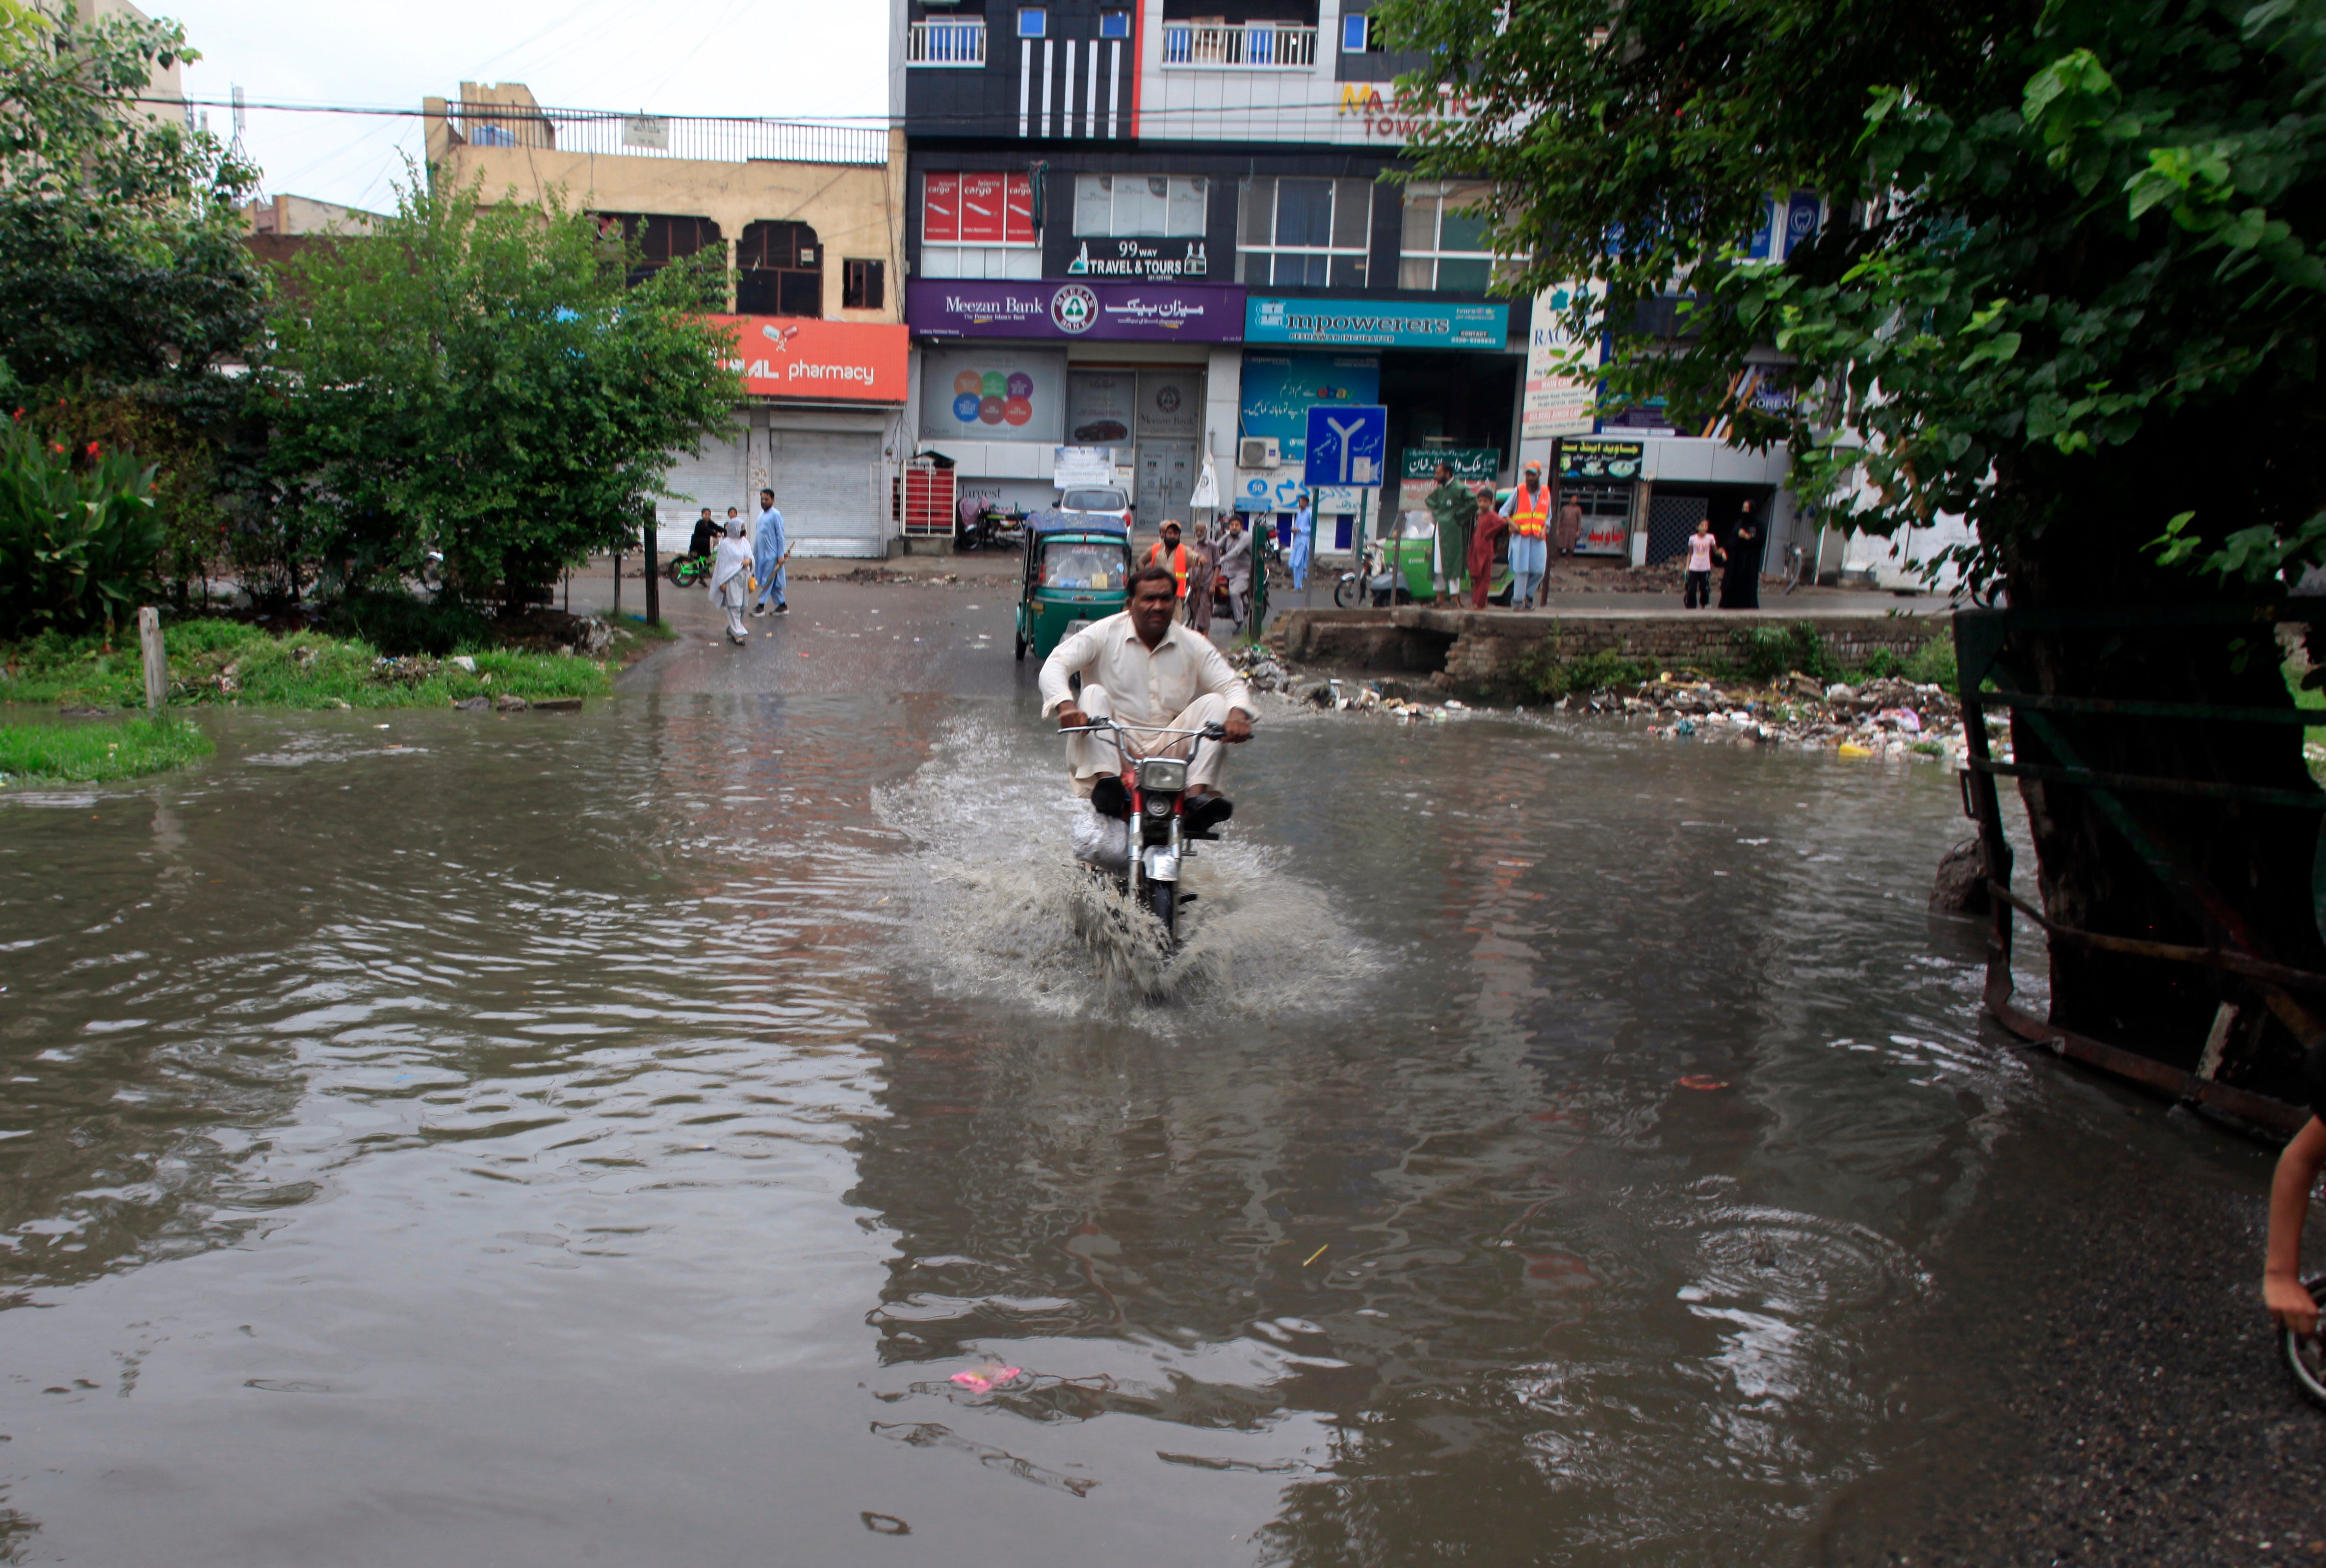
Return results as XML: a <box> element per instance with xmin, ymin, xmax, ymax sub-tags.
<box><xmin>1333</xmin><ymin>539</ymin><xmax>1409</xmax><ymax>608</ymax></box>
<box><xmin>1060</xmin><ymin>717</ymin><xmax>1233</xmax><ymax>944</ymax></box>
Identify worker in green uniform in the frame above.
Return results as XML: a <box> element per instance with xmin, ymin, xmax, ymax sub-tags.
<box><xmin>1424</xmin><ymin>460</ymin><xmax>1477</xmax><ymax>607</ymax></box>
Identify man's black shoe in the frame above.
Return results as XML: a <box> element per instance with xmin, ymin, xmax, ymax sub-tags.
<box><xmin>1090</xmin><ymin>776</ymin><xmax>1131</xmax><ymax>820</ymax></box>
<box><xmin>1183</xmin><ymin>793</ymin><xmax>1233</xmax><ymax>838</ymax></box>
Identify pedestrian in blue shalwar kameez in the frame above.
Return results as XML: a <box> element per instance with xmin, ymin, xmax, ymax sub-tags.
<box><xmin>751</xmin><ymin>487</ymin><xmax>787</xmax><ymax>616</ymax></box>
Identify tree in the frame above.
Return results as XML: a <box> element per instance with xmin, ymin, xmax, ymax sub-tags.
<box><xmin>258</xmin><ymin>174</ymin><xmax>740</xmax><ymax>606</ymax></box>
<box><xmin>0</xmin><ymin>7</ymin><xmax>265</xmax><ymax>601</ymax></box>
<box><xmin>1375</xmin><ymin>0</ymin><xmax>2326</xmax><ymax>1091</ymax></box>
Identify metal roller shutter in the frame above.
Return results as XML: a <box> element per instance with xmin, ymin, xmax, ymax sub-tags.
<box><xmin>770</xmin><ymin>428</ymin><xmax>883</xmax><ymax>557</ymax></box>
<box><xmin>656</xmin><ymin>413</ymin><xmax>752</xmax><ymax>554</ymax></box>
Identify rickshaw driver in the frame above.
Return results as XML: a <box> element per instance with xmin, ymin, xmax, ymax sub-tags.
<box><xmin>1042</xmin><ymin>565</ymin><xmax>1254</xmax><ymax>833</ymax></box>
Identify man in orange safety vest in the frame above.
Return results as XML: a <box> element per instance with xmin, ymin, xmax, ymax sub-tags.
<box><xmin>1146</xmin><ymin>520</ymin><xmax>1191</xmax><ymax>601</ymax></box>
<box><xmin>1507</xmin><ymin>462</ymin><xmax>1552</xmax><ymax>609</ymax></box>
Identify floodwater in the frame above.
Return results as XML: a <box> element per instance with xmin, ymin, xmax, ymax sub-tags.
<box><xmin>0</xmin><ymin>640</ymin><xmax>2296</xmax><ymax>1565</ymax></box>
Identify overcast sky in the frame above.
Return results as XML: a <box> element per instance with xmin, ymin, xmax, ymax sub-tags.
<box><xmin>163</xmin><ymin>0</ymin><xmax>890</xmax><ymax>215</ymax></box>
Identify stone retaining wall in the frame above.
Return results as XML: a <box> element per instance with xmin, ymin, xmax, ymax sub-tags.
<box><xmin>1270</xmin><ymin>607</ymin><xmax>1946</xmax><ymax>690</ymax></box>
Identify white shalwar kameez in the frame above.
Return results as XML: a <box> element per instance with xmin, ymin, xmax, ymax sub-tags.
<box><xmin>708</xmin><ymin>519</ymin><xmax>753</xmax><ymax>643</ymax></box>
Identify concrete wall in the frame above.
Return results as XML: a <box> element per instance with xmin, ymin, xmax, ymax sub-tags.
<box><xmin>1273</xmin><ymin>607</ymin><xmax>1946</xmax><ymax>689</ymax></box>
<box><xmin>421</xmin><ymin>85</ymin><xmax>903</xmax><ymax>326</ymax></box>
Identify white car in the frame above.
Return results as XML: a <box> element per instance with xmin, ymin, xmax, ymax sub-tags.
<box><xmin>1057</xmin><ymin>485</ymin><xmax>1134</xmax><ymax>530</ymax></box>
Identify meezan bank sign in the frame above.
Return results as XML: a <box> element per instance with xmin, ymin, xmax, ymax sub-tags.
<box><xmin>706</xmin><ymin>315</ymin><xmax>909</xmax><ymax>404</ymax></box>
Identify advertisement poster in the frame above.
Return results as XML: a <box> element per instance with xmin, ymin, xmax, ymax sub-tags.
<box><xmin>1397</xmin><ymin>447</ymin><xmax>1501</xmax><ymax>513</ymax></box>
<box><xmin>1520</xmin><ymin>285</ymin><xmax>1600</xmax><ymax>440</ymax></box>
<box><xmin>1238</xmin><ymin>351</ymin><xmax>1380</xmax><ymax>465</ymax></box>
<box><xmin>1246</xmin><ymin>296</ymin><xmax>1509</xmax><ymax>350</ymax></box>
<box><xmin>1135</xmin><ymin>369</ymin><xmax>1202</xmax><ymax>440</ymax></box>
<box><xmin>918</xmin><ymin>346</ymin><xmax>1067</xmax><ymax>444</ymax></box>
<box><xmin>1556</xmin><ymin>438</ymin><xmax>1645</xmax><ymax>482</ymax></box>
<box><xmin>1066</xmin><ymin>371</ymin><xmax>1136</xmax><ymax>446</ymax></box>
<box><xmin>708</xmin><ymin>316</ymin><xmax>909</xmax><ymax>404</ymax></box>
<box><xmin>907</xmin><ymin>280</ymin><xmax>1245</xmax><ymax>341</ymax></box>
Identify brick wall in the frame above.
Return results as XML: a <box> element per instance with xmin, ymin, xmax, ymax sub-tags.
<box><xmin>1272</xmin><ymin>608</ymin><xmax>1945</xmax><ymax>687</ymax></box>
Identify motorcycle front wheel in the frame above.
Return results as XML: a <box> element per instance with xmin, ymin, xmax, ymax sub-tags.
<box><xmin>1333</xmin><ymin>575</ymin><xmax>1361</xmax><ymax>609</ymax></box>
<box><xmin>1148</xmin><ymin>878</ymin><xmax>1177</xmax><ymax>941</ymax></box>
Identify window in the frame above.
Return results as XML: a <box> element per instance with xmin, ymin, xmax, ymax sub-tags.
<box><xmin>1099</xmin><ymin>9</ymin><xmax>1130</xmax><ymax>38</ymax></box>
<box><xmin>842</xmin><ymin>258</ymin><xmax>886</xmax><ymax>311</ymax></box>
<box><xmin>1017</xmin><ymin>6</ymin><xmax>1045</xmax><ymax>36</ymax></box>
<box><xmin>737</xmin><ymin>220</ymin><xmax>821</xmax><ymax>316</ymax></box>
<box><xmin>1400</xmin><ymin>181</ymin><xmax>1501</xmax><ymax>292</ymax></box>
<box><xmin>595</xmin><ymin>212</ymin><xmax>723</xmax><ymax>292</ymax></box>
<box><xmin>1235</xmin><ymin>176</ymin><xmax>1372</xmax><ymax>288</ymax></box>
<box><xmin>1341</xmin><ymin>13</ymin><xmax>1368</xmax><ymax>51</ymax></box>
<box><xmin>1073</xmin><ymin>175</ymin><xmax>1206</xmax><ymax>238</ymax></box>
<box><xmin>921</xmin><ymin>171</ymin><xmax>1040</xmax><ymax>280</ymax></box>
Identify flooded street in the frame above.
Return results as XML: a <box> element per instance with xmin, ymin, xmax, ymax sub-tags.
<box><xmin>1</xmin><ymin>586</ymin><xmax>2316</xmax><ymax>1566</ymax></box>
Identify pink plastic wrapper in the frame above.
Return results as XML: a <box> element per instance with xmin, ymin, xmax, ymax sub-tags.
<box><xmin>949</xmin><ymin>1362</ymin><xmax>1022</xmax><ymax>1393</ymax></box>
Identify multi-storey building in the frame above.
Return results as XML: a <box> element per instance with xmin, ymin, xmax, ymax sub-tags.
<box><xmin>890</xmin><ymin>0</ymin><xmax>1803</xmax><ymax>566</ymax></box>
<box><xmin>423</xmin><ymin>84</ymin><xmax>912</xmax><ymax>557</ymax></box>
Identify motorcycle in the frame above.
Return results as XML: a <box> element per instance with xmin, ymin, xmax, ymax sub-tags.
<box><xmin>1333</xmin><ymin>539</ymin><xmax>1411</xmax><ymax>609</ymax></box>
<box><xmin>1060</xmin><ymin>717</ymin><xmax>1232</xmax><ymax>944</ymax></box>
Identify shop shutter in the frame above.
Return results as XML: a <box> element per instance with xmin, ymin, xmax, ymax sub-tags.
<box><xmin>770</xmin><ymin>429</ymin><xmax>884</xmax><ymax>557</ymax></box>
<box><xmin>656</xmin><ymin>414</ymin><xmax>751</xmax><ymax>553</ymax></box>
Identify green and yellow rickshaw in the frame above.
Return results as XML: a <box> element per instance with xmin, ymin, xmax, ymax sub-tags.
<box><xmin>1015</xmin><ymin>512</ymin><xmax>1134</xmax><ymax>661</ymax></box>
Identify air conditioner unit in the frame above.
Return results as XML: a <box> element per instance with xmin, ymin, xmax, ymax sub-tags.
<box><xmin>1238</xmin><ymin>437</ymin><xmax>1279</xmax><ymax>469</ymax></box>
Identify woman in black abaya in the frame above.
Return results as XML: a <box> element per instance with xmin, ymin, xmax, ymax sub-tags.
<box><xmin>1718</xmin><ymin>502</ymin><xmax>1765</xmax><ymax>609</ymax></box>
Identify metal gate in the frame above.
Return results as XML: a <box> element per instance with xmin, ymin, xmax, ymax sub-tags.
<box><xmin>1646</xmin><ymin>492</ymin><xmax>1709</xmax><ymax>564</ymax></box>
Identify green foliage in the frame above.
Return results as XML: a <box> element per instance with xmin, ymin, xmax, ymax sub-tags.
<box><xmin>1734</xmin><ymin>622</ymin><xmax>1835</xmax><ymax>683</ymax></box>
<box><xmin>0</xmin><ymin>620</ymin><xmax>612</xmax><ymax>710</ymax></box>
<box><xmin>0</xmin><ymin>10</ymin><xmax>262</xmax><ymax>393</ymax></box>
<box><xmin>1900</xmin><ymin>636</ymin><xmax>1960</xmax><ymax>691</ymax></box>
<box><xmin>0</xmin><ymin>716</ymin><xmax>209</xmax><ymax>786</ymax></box>
<box><xmin>316</xmin><ymin>591</ymin><xmax>491</xmax><ymax>657</ymax></box>
<box><xmin>0</xmin><ymin>10</ymin><xmax>264</xmax><ymax>604</ymax></box>
<box><xmin>0</xmin><ymin>417</ymin><xmax>162</xmax><ymax>636</ymax></box>
<box><xmin>255</xmin><ymin>174</ymin><xmax>741</xmax><ymax>606</ymax></box>
<box><xmin>1375</xmin><ymin>0</ymin><xmax>2326</xmax><ymax>594</ymax></box>
<box><xmin>1518</xmin><ymin>642</ymin><xmax>1645</xmax><ymax>698</ymax></box>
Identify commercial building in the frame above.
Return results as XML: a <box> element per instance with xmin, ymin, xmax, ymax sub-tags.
<box><xmin>422</xmin><ymin>84</ymin><xmax>912</xmax><ymax>557</ymax></box>
<box><xmin>891</xmin><ymin>0</ymin><xmax>1807</xmax><ymax>567</ymax></box>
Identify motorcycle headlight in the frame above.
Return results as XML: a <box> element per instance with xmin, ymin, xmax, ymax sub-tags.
<box><xmin>1137</xmin><ymin>758</ymin><xmax>1188</xmax><ymax>793</ymax></box>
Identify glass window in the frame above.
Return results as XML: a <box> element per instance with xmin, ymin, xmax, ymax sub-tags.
<box><xmin>1399</xmin><ymin>181</ymin><xmax>1502</xmax><ymax>292</ymax></box>
<box><xmin>1060</xmin><ymin>488</ymin><xmax>1128</xmax><ymax>512</ymax></box>
<box><xmin>922</xmin><ymin>171</ymin><xmax>1042</xmax><ymax>279</ymax></box>
<box><xmin>1040</xmin><ymin>539</ymin><xmax>1129</xmax><ymax>589</ymax></box>
<box><xmin>1072</xmin><ymin>174</ymin><xmax>1208</xmax><ymax>238</ymax></box>
<box><xmin>841</xmin><ymin>258</ymin><xmax>885</xmax><ymax>311</ymax></box>
<box><xmin>1099</xmin><ymin>9</ymin><xmax>1130</xmax><ymax>38</ymax></box>
<box><xmin>1341</xmin><ymin>12</ymin><xmax>1368</xmax><ymax>51</ymax></box>
<box><xmin>1234</xmin><ymin>176</ymin><xmax>1372</xmax><ymax>288</ymax></box>
<box><xmin>1018</xmin><ymin>7</ymin><xmax>1045</xmax><ymax>36</ymax></box>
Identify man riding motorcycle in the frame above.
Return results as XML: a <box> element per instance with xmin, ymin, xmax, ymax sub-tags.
<box><xmin>1039</xmin><ymin>564</ymin><xmax>1254</xmax><ymax>834</ymax></box>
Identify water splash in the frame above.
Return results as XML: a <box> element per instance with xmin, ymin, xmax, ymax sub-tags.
<box><xmin>872</xmin><ymin>714</ymin><xmax>1375</xmax><ymax>1018</ymax></box>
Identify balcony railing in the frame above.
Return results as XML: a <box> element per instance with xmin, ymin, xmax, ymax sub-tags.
<box><xmin>450</xmin><ymin>105</ymin><xmax>886</xmax><ymax>165</ymax></box>
<box><xmin>907</xmin><ymin>19</ymin><xmax>988</xmax><ymax>67</ymax></box>
<box><xmin>1160</xmin><ymin>22</ymin><xmax>1319</xmax><ymax>67</ymax></box>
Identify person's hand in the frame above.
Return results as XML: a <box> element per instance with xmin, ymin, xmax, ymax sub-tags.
<box><xmin>1058</xmin><ymin>706</ymin><xmax>1088</xmax><ymax>731</ymax></box>
<box><xmin>2266</xmin><ymin>1273</ymin><xmax>2319</xmax><ymax>1338</ymax></box>
<box><xmin>1222</xmin><ymin>708</ymin><xmax>1253</xmax><ymax>744</ymax></box>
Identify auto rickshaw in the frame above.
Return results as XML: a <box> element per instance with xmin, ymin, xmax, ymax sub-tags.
<box><xmin>1336</xmin><ymin>511</ymin><xmax>1515</xmax><ymax>607</ymax></box>
<box><xmin>1015</xmin><ymin>512</ymin><xmax>1134</xmax><ymax>661</ymax></box>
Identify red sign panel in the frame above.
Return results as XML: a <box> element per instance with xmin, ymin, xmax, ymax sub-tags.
<box><xmin>707</xmin><ymin>315</ymin><xmax>909</xmax><ymax>404</ymax></box>
<box><xmin>925</xmin><ymin>172</ymin><xmax>1033</xmax><ymax>246</ymax></box>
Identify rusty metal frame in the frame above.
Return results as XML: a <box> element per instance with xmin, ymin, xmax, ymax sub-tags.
<box><xmin>1954</xmin><ymin>603</ymin><xmax>2320</xmax><ymax>1135</ymax></box>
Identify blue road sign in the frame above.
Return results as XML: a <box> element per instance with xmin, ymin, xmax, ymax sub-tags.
<box><xmin>1304</xmin><ymin>403</ymin><xmax>1387</xmax><ymax>489</ymax></box>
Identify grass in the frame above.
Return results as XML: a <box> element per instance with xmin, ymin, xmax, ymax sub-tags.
<box><xmin>1515</xmin><ymin>619</ymin><xmax>1957</xmax><ymax>701</ymax></box>
<box><xmin>0</xmin><ymin>619</ymin><xmax>617</xmax><ymax>711</ymax></box>
<box><xmin>0</xmin><ymin>717</ymin><xmax>212</xmax><ymax>786</ymax></box>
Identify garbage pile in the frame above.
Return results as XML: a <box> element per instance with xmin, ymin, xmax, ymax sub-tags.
<box><xmin>1621</xmin><ymin>670</ymin><xmax>1991</xmax><ymax>763</ymax></box>
<box><xmin>1227</xmin><ymin>643</ymin><xmax>1294</xmax><ymax>696</ymax></box>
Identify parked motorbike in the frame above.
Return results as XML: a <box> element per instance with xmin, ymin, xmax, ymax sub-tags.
<box><xmin>957</xmin><ymin>502</ymin><xmax>1029</xmax><ymax>552</ymax></box>
<box><xmin>1332</xmin><ymin>540</ymin><xmax>1410</xmax><ymax>609</ymax></box>
<box><xmin>1061</xmin><ymin>717</ymin><xmax>1232</xmax><ymax>944</ymax></box>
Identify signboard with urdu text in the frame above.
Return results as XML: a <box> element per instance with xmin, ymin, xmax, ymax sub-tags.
<box><xmin>1247</xmin><ymin>296</ymin><xmax>1510</xmax><ymax>350</ymax></box>
<box><xmin>1557</xmin><ymin>438</ymin><xmax>1645</xmax><ymax>482</ymax></box>
<box><xmin>907</xmin><ymin>280</ymin><xmax>1245</xmax><ymax>341</ymax></box>
<box><xmin>1304</xmin><ymin>404</ymin><xmax>1388</xmax><ymax>489</ymax></box>
<box><xmin>1238</xmin><ymin>352</ymin><xmax>1380</xmax><ymax>465</ymax></box>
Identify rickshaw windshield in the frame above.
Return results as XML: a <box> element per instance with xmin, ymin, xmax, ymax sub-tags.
<box><xmin>1039</xmin><ymin>539</ymin><xmax>1129</xmax><ymax>589</ymax></box>
<box><xmin>1399</xmin><ymin>512</ymin><xmax>1437</xmax><ymax>540</ymax></box>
